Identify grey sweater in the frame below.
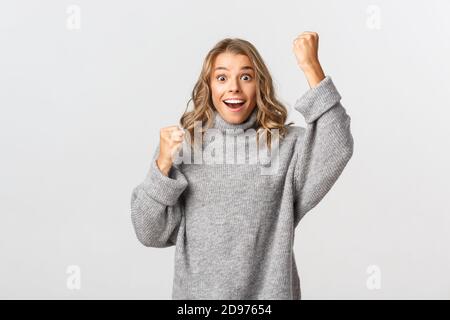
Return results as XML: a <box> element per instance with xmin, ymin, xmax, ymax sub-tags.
<box><xmin>130</xmin><ymin>75</ymin><xmax>354</xmax><ymax>299</ymax></box>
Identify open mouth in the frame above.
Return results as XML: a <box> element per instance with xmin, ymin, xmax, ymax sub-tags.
<box><xmin>223</xmin><ymin>100</ymin><xmax>246</xmax><ymax>109</ymax></box>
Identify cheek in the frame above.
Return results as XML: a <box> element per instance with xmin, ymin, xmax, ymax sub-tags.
<box><xmin>209</xmin><ymin>87</ymin><xmax>221</xmax><ymax>105</ymax></box>
<box><xmin>248</xmin><ymin>89</ymin><xmax>257</xmax><ymax>102</ymax></box>
<box><xmin>211</xmin><ymin>87</ymin><xmax>224</xmax><ymax>101</ymax></box>
<box><xmin>245</xmin><ymin>84</ymin><xmax>257</xmax><ymax>99</ymax></box>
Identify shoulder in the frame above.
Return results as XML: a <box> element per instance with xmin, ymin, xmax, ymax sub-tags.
<box><xmin>283</xmin><ymin>124</ymin><xmax>306</xmax><ymax>143</ymax></box>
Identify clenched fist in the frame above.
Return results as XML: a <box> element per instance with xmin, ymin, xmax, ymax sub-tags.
<box><xmin>156</xmin><ymin>125</ymin><xmax>185</xmax><ymax>176</ymax></box>
<box><xmin>292</xmin><ymin>31</ymin><xmax>320</xmax><ymax>71</ymax></box>
<box><xmin>292</xmin><ymin>31</ymin><xmax>325</xmax><ymax>88</ymax></box>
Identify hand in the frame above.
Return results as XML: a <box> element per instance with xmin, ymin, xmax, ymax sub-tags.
<box><xmin>292</xmin><ymin>31</ymin><xmax>325</xmax><ymax>88</ymax></box>
<box><xmin>156</xmin><ymin>125</ymin><xmax>185</xmax><ymax>176</ymax></box>
<box><xmin>292</xmin><ymin>31</ymin><xmax>321</xmax><ymax>70</ymax></box>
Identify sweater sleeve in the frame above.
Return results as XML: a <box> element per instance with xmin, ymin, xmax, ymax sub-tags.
<box><xmin>292</xmin><ymin>75</ymin><xmax>354</xmax><ymax>227</ymax></box>
<box><xmin>130</xmin><ymin>143</ymin><xmax>188</xmax><ymax>248</ymax></box>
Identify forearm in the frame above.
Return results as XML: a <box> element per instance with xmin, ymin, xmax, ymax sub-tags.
<box><xmin>292</xmin><ymin>75</ymin><xmax>353</xmax><ymax>224</ymax></box>
<box><xmin>130</xmin><ymin>146</ymin><xmax>189</xmax><ymax>247</ymax></box>
<box><xmin>302</xmin><ymin>62</ymin><xmax>326</xmax><ymax>89</ymax></box>
<box><xmin>156</xmin><ymin>158</ymin><xmax>172</xmax><ymax>176</ymax></box>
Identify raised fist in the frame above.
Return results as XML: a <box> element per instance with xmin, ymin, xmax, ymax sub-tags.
<box><xmin>292</xmin><ymin>31</ymin><xmax>320</xmax><ymax>71</ymax></box>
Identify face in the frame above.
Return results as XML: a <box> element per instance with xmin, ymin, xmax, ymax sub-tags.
<box><xmin>209</xmin><ymin>52</ymin><xmax>257</xmax><ymax>124</ymax></box>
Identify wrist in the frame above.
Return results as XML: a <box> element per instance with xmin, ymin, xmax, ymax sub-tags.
<box><xmin>302</xmin><ymin>62</ymin><xmax>325</xmax><ymax>88</ymax></box>
<box><xmin>300</xmin><ymin>59</ymin><xmax>320</xmax><ymax>72</ymax></box>
<box><xmin>156</xmin><ymin>158</ymin><xmax>172</xmax><ymax>176</ymax></box>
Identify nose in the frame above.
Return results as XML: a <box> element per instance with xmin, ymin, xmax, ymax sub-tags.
<box><xmin>227</xmin><ymin>77</ymin><xmax>241</xmax><ymax>92</ymax></box>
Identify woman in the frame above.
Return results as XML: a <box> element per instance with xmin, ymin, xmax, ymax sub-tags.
<box><xmin>130</xmin><ymin>32</ymin><xmax>354</xmax><ymax>299</ymax></box>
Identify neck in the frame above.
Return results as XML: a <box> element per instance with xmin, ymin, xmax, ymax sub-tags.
<box><xmin>212</xmin><ymin>108</ymin><xmax>258</xmax><ymax>134</ymax></box>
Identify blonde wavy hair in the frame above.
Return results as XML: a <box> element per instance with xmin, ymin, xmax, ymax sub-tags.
<box><xmin>180</xmin><ymin>37</ymin><xmax>294</xmax><ymax>151</ymax></box>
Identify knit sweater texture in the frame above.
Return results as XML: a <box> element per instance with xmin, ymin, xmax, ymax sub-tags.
<box><xmin>130</xmin><ymin>75</ymin><xmax>354</xmax><ymax>299</ymax></box>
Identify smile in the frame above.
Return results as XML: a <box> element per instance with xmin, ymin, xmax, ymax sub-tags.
<box><xmin>223</xmin><ymin>99</ymin><xmax>246</xmax><ymax>112</ymax></box>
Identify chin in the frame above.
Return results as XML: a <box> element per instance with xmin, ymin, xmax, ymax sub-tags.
<box><xmin>220</xmin><ymin>108</ymin><xmax>248</xmax><ymax>123</ymax></box>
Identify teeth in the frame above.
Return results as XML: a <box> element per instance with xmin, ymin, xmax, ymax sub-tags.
<box><xmin>224</xmin><ymin>99</ymin><xmax>245</xmax><ymax>104</ymax></box>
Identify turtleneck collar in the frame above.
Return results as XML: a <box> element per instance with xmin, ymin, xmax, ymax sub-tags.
<box><xmin>212</xmin><ymin>107</ymin><xmax>258</xmax><ymax>133</ymax></box>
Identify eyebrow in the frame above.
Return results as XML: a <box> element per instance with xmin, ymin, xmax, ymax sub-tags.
<box><xmin>214</xmin><ymin>66</ymin><xmax>254</xmax><ymax>72</ymax></box>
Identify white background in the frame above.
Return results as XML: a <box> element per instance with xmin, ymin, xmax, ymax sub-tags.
<box><xmin>1</xmin><ymin>0</ymin><xmax>449</xmax><ymax>299</ymax></box>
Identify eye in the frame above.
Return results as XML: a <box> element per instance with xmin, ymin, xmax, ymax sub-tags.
<box><xmin>215</xmin><ymin>74</ymin><xmax>253</xmax><ymax>81</ymax></box>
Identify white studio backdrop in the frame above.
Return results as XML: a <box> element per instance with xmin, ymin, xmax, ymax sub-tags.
<box><xmin>0</xmin><ymin>0</ymin><xmax>449</xmax><ymax>299</ymax></box>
